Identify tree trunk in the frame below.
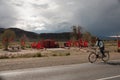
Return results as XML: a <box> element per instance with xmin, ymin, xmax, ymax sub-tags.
<box><xmin>4</xmin><ymin>42</ymin><xmax>9</xmax><ymax>51</ymax></box>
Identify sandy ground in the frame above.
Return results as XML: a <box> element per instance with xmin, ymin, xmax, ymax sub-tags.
<box><xmin>0</xmin><ymin>47</ymin><xmax>120</xmax><ymax>71</ymax></box>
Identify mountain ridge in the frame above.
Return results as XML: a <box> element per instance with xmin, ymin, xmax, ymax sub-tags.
<box><xmin>0</xmin><ymin>28</ymin><xmax>71</xmax><ymax>41</ymax></box>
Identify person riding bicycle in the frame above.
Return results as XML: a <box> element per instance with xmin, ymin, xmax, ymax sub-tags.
<box><xmin>95</xmin><ymin>37</ymin><xmax>106</xmax><ymax>57</ymax></box>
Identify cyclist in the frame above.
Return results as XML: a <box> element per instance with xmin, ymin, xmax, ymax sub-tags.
<box><xmin>95</xmin><ymin>37</ymin><xmax>106</xmax><ymax>57</ymax></box>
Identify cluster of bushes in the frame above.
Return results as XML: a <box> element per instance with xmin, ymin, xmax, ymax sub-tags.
<box><xmin>52</xmin><ymin>53</ymin><xmax>70</xmax><ymax>56</ymax></box>
<box><xmin>0</xmin><ymin>52</ymin><xmax>71</xmax><ymax>59</ymax></box>
<box><xmin>0</xmin><ymin>44</ymin><xmax>3</xmax><ymax>49</ymax></box>
<box><xmin>0</xmin><ymin>52</ymin><xmax>42</xmax><ymax>59</ymax></box>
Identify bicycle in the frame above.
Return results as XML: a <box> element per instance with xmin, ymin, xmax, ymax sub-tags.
<box><xmin>88</xmin><ymin>47</ymin><xmax>110</xmax><ymax>63</ymax></box>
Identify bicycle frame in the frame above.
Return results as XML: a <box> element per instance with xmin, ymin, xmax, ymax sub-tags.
<box><xmin>88</xmin><ymin>47</ymin><xmax>109</xmax><ymax>63</ymax></box>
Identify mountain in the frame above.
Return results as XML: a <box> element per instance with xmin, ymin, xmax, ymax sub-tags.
<box><xmin>9</xmin><ymin>28</ymin><xmax>39</xmax><ymax>40</ymax></box>
<box><xmin>39</xmin><ymin>32</ymin><xmax>71</xmax><ymax>41</ymax></box>
<box><xmin>0</xmin><ymin>28</ymin><xmax>5</xmax><ymax>33</ymax></box>
<box><xmin>0</xmin><ymin>28</ymin><xmax>39</xmax><ymax>41</ymax></box>
<box><xmin>0</xmin><ymin>28</ymin><xmax>71</xmax><ymax>41</ymax></box>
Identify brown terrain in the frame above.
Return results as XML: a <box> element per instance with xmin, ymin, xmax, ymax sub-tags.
<box><xmin>0</xmin><ymin>47</ymin><xmax>120</xmax><ymax>71</ymax></box>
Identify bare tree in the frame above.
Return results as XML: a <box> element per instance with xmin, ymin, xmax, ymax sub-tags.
<box><xmin>71</xmin><ymin>25</ymin><xmax>82</xmax><ymax>41</ymax></box>
<box><xmin>2</xmin><ymin>29</ymin><xmax>16</xmax><ymax>50</ymax></box>
<box><xmin>82</xmin><ymin>31</ymin><xmax>91</xmax><ymax>41</ymax></box>
<box><xmin>20</xmin><ymin>34</ymin><xmax>29</xmax><ymax>49</ymax></box>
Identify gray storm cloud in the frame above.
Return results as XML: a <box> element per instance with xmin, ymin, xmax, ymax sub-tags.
<box><xmin>0</xmin><ymin>0</ymin><xmax>17</xmax><ymax>28</ymax></box>
<box><xmin>68</xmin><ymin>0</ymin><xmax>120</xmax><ymax>36</ymax></box>
<box><xmin>0</xmin><ymin>0</ymin><xmax>120</xmax><ymax>36</ymax></box>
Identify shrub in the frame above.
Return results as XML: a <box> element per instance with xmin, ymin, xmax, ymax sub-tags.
<box><xmin>0</xmin><ymin>45</ymin><xmax>3</xmax><ymax>49</ymax></box>
<box><xmin>26</xmin><ymin>45</ymin><xmax>31</xmax><ymax>48</ymax></box>
<box><xmin>33</xmin><ymin>52</ymin><xmax>42</xmax><ymax>57</ymax></box>
<box><xmin>2</xmin><ymin>29</ymin><xmax>16</xmax><ymax>50</ymax></box>
<box><xmin>66</xmin><ymin>53</ymin><xmax>70</xmax><ymax>56</ymax></box>
<box><xmin>52</xmin><ymin>54</ymin><xmax>57</xmax><ymax>56</ymax></box>
<box><xmin>0</xmin><ymin>55</ymin><xmax>9</xmax><ymax>59</ymax></box>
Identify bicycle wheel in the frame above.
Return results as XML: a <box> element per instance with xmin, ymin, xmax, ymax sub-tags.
<box><xmin>102</xmin><ymin>51</ymin><xmax>109</xmax><ymax>62</ymax></box>
<box><xmin>88</xmin><ymin>52</ymin><xmax>97</xmax><ymax>63</ymax></box>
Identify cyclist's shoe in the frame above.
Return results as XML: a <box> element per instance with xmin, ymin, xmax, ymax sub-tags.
<box><xmin>96</xmin><ymin>55</ymin><xmax>99</xmax><ymax>58</ymax></box>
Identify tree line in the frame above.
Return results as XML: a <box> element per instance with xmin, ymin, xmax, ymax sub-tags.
<box><xmin>0</xmin><ymin>26</ymin><xmax>96</xmax><ymax>51</ymax></box>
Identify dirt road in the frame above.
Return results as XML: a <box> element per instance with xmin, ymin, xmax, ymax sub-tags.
<box><xmin>0</xmin><ymin>48</ymin><xmax>120</xmax><ymax>71</ymax></box>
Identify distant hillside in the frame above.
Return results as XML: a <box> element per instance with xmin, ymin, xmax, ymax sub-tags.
<box><xmin>39</xmin><ymin>32</ymin><xmax>71</xmax><ymax>41</ymax></box>
<box><xmin>0</xmin><ymin>28</ymin><xmax>39</xmax><ymax>41</ymax></box>
<box><xmin>0</xmin><ymin>28</ymin><xmax>71</xmax><ymax>41</ymax></box>
<box><xmin>9</xmin><ymin>28</ymin><xmax>39</xmax><ymax>40</ymax></box>
<box><xmin>0</xmin><ymin>28</ymin><xmax>5</xmax><ymax>33</ymax></box>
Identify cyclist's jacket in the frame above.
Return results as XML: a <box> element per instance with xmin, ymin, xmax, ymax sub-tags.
<box><xmin>95</xmin><ymin>40</ymin><xmax>104</xmax><ymax>48</ymax></box>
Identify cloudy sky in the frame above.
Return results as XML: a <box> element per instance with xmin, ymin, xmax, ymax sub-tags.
<box><xmin>0</xmin><ymin>0</ymin><xmax>120</xmax><ymax>37</ymax></box>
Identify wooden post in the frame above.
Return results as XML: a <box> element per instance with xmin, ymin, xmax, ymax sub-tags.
<box><xmin>117</xmin><ymin>35</ymin><xmax>120</xmax><ymax>52</ymax></box>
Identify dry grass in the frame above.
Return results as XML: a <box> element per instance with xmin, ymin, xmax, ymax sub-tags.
<box><xmin>0</xmin><ymin>40</ymin><xmax>119</xmax><ymax>60</ymax></box>
<box><xmin>0</xmin><ymin>46</ymin><xmax>119</xmax><ymax>71</ymax></box>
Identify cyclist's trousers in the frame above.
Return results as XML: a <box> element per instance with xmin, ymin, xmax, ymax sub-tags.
<box><xmin>100</xmin><ymin>47</ymin><xmax>104</xmax><ymax>56</ymax></box>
